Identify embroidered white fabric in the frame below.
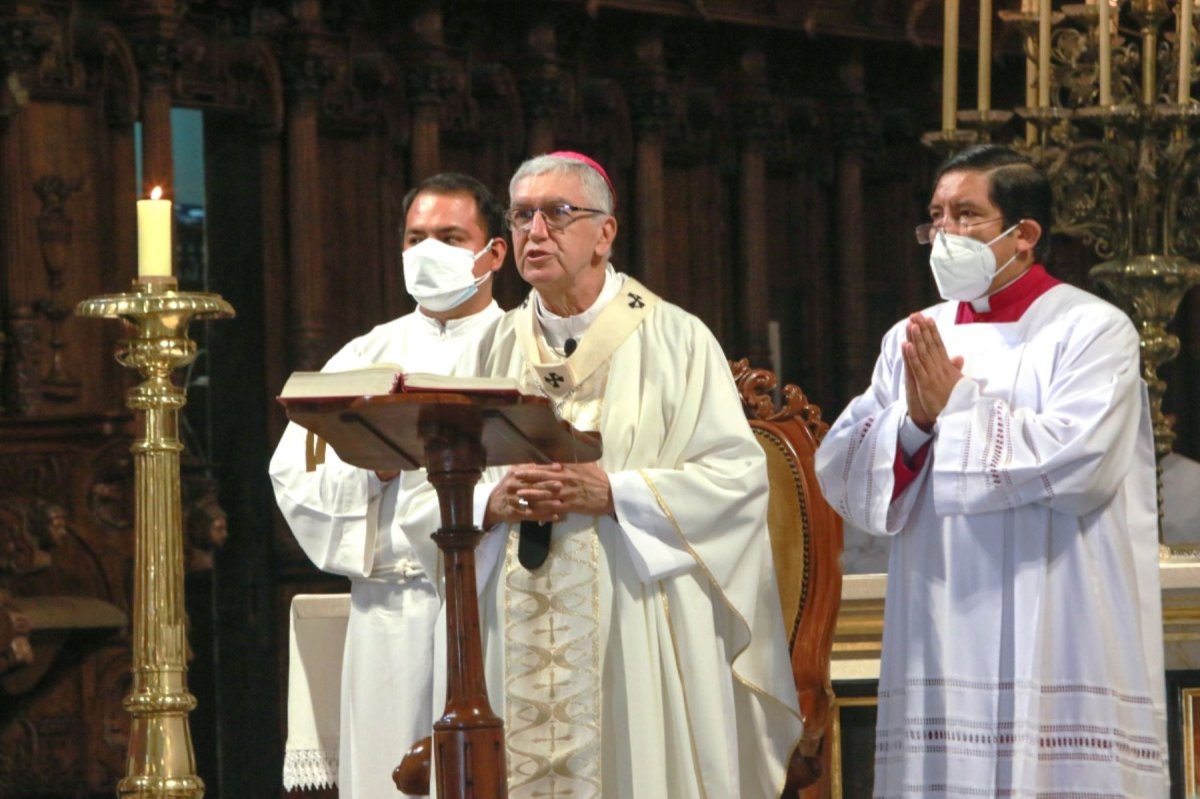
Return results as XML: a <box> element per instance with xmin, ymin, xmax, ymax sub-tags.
<box><xmin>282</xmin><ymin>749</ymin><xmax>338</xmax><ymax>791</ymax></box>
<box><xmin>283</xmin><ymin>594</ymin><xmax>350</xmax><ymax>792</ymax></box>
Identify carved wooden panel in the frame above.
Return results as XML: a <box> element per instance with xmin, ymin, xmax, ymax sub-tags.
<box><xmin>0</xmin><ymin>416</ymin><xmax>134</xmax><ymax>795</ymax></box>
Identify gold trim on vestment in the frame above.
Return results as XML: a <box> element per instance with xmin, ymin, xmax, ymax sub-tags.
<box><xmin>503</xmin><ymin>526</ymin><xmax>603</xmax><ymax>798</ymax></box>
<box><xmin>514</xmin><ymin>275</ymin><xmax>660</xmax><ymax>400</ymax></box>
<box><xmin>638</xmin><ymin>470</ymin><xmax>806</xmax><ymax>743</ymax></box>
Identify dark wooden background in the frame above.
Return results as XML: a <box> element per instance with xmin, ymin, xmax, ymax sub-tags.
<box><xmin>0</xmin><ymin>1</ymin><xmax>1196</xmax><ymax>796</ymax></box>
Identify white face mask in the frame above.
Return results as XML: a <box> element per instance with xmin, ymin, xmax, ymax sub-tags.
<box><xmin>928</xmin><ymin>222</ymin><xmax>1021</xmax><ymax>301</ymax></box>
<box><xmin>402</xmin><ymin>237</ymin><xmax>494</xmax><ymax>313</ymax></box>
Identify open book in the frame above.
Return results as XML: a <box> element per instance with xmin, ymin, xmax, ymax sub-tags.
<box><xmin>276</xmin><ymin>364</ymin><xmax>599</xmax><ymax>473</ymax></box>
<box><xmin>279</xmin><ymin>363</ymin><xmax>524</xmax><ymax>400</ymax></box>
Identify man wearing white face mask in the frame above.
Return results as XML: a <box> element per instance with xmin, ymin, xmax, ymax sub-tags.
<box><xmin>270</xmin><ymin>173</ymin><xmax>507</xmax><ymax>799</ymax></box>
<box><xmin>816</xmin><ymin>145</ymin><xmax>1168</xmax><ymax>797</ymax></box>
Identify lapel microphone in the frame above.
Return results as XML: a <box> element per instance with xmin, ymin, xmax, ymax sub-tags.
<box><xmin>564</xmin><ymin>337</ymin><xmax>578</xmax><ymax>357</ymax></box>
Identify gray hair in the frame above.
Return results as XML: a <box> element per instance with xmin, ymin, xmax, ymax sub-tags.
<box><xmin>509</xmin><ymin>154</ymin><xmax>614</xmax><ymax>215</ymax></box>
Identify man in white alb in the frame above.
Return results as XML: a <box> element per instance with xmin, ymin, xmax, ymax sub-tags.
<box><xmin>815</xmin><ymin>144</ymin><xmax>1168</xmax><ymax>797</ymax></box>
<box><xmin>269</xmin><ymin>173</ymin><xmax>508</xmax><ymax>798</ymax></box>
<box><xmin>402</xmin><ymin>151</ymin><xmax>802</xmax><ymax>798</ymax></box>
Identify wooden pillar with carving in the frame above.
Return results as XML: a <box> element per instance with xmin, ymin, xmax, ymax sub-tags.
<box><xmin>123</xmin><ymin>2</ymin><xmax>180</xmax><ymax>200</ymax></box>
<box><xmin>629</xmin><ymin>33</ymin><xmax>671</xmax><ymax>294</ymax></box>
<box><xmin>517</xmin><ymin>22</ymin><xmax>563</xmax><ymax>159</ymax></box>
<box><xmin>734</xmin><ymin>50</ymin><xmax>775</xmax><ymax>370</ymax></box>
<box><xmin>406</xmin><ymin>4</ymin><xmax>448</xmax><ymax>183</ymax></box>
<box><xmin>282</xmin><ymin>0</ymin><xmax>329</xmax><ymax>371</ymax></box>
<box><xmin>0</xmin><ymin>13</ymin><xmax>40</xmax><ymax>414</ymax></box>
<box><xmin>834</xmin><ymin>54</ymin><xmax>872</xmax><ymax>399</ymax></box>
<box><xmin>138</xmin><ymin>57</ymin><xmax>174</xmax><ymax>198</ymax></box>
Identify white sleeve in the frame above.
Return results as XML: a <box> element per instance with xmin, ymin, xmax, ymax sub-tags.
<box><xmin>268</xmin><ymin>337</ymin><xmax>396</xmax><ymax>578</ymax></box>
<box><xmin>815</xmin><ymin>324</ymin><xmax>920</xmax><ymax>536</ymax></box>
<box><xmin>608</xmin><ymin>471</ymin><xmax>695</xmax><ymax>582</ymax></box>
<box><xmin>605</xmin><ymin>326</ymin><xmax>771</xmax><ymax>585</ymax></box>
<box><xmin>269</xmin><ymin>420</ymin><xmax>385</xmax><ymax>578</ymax></box>
<box><xmin>898</xmin><ymin>414</ymin><xmax>934</xmax><ymax>458</ymax></box>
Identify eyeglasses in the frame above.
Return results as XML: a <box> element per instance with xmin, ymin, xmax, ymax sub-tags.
<box><xmin>915</xmin><ymin>216</ymin><xmax>1004</xmax><ymax>245</ymax></box>
<box><xmin>505</xmin><ymin>203</ymin><xmax>607</xmax><ymax>233</ymax></box>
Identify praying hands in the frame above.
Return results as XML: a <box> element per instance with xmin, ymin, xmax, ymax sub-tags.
<box><xmin>484</xmin><ymin>461</ymin><xmax>615</xmax><ymax>528</ymax></box>
<box><xmin>901</xmin><ymin>312</ymin><xmax>965</xmax><ymax>432</ymax></box>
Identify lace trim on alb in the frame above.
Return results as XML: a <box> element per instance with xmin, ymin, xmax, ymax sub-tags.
<box><xmin>282</xmin><ymin>748</ymin><xmax>337</xmax><ymax>791</ymax></box>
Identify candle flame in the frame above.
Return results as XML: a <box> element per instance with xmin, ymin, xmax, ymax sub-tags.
<box><xmin>150</xmin><ymin>186</ymin><xmax>163</xmax><ymax>201</ymax></box>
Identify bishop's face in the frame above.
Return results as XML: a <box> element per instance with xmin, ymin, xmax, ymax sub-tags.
<box><xmin>509</xmin><ymin>172</ymin><xmax>615</xmax><ymax>302</ymax></box>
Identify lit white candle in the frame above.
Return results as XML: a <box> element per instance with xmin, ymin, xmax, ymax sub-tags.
<box><xmin>943</xmin><ymin>0</ymin><xmax>961</xmax><ymax>130</ymax></box>
<box><xmin>1099</xmin><ymin>0</ymin><xmax>1112</xmax><ymax>104</ymax></box>
<box><xmin>979</xmin><ymin>0</ymin><xmax>993</xmax><ymax>111</ymax></box>
<box><xmin>1038</xmin><ymin>0</ymin><xmax>1053</xmax><ymax>108</ymax></box>
<box><xmin>137</xmin><ymin>186</ymin><xmax>172</xmax><ymax>278</ymax></box>
<box><xmin>1180</xmin><ymin>0</ymin><xmax>1194</xmax><ymax>103</ymax></box>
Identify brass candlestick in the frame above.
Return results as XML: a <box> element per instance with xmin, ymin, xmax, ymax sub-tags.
<box><xmin>76</xmin><ymin>277</ymin><xmax>234</xmax><ymax>799</ymax></box>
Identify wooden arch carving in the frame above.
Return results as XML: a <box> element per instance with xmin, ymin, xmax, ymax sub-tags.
<box><xmin>235</xmin><ymin>38</ymin><xmax>285</xmax><ymax>137</ymax></box>
<box><xmin>79</xmin><ymin>22</ymin><xmax>140</xmax><ymax>128</ymax></box>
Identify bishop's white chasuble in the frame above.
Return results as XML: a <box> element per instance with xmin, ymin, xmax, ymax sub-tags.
<box><xmin>417</xmin><ymin>270</ymin><xmax>802</xmax><ymax>798</ymax></box>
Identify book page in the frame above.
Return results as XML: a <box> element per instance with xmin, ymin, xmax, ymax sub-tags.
<box><xmin>279</xmin><ymin>363</ymin><xmax>403</xmax><ymax>399</ymax></box>
<box><xmin>398</xmin><ymin>372</ymin><xmax>524</xmax><ymax>395</ymax></box>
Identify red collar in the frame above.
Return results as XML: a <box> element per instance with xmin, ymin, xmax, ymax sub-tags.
<box><xmin>955</xmin><ymin>264</ymin><xmax>1061</xmax><ymax>324</ymax></box>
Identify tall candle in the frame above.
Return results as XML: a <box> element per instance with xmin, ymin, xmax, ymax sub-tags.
<box><xmin>137</xmin><ymin>186</ymin><xmax>172</xmax><ymax>278</ymax></box>
<box><xmin>1099</xmin><ymin>0</ymin><xmax>1112</xmax><ymax>104</ymax></box>
<box><xmin>1025</xmin><ymin>9</ymin><xmax>1038</xmax><ymax>142</ymax></box>
<box><xmin>943</xmin><ymin>0</ymin><xmax>961</xmax><ymax>130</ymax></box>
<box><xmin>978</xmin><ymin>0</ymin><xmax>993</xmax><ymax>111</ymax></box>
<box><xmin>1180</xmin><ymin>0</ymin><xmax>1194</xmax><ymax>103</ymax></box>
<box><xmin>1038</xmin><ymin>0</ymin><xmax>1053</xmax><ymax>108</ymax></box>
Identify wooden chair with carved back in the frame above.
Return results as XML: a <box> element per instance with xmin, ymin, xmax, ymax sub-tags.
<box><xmin>729</xmin><ymin>358</ymin><xmax>844</xmax><ymax>798</ymax></box>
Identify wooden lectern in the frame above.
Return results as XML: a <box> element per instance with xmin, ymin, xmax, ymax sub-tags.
<box><xmin>280</xmin><ymin>391</ymin><xmax>602</xmax><ymax>799</ymax></box>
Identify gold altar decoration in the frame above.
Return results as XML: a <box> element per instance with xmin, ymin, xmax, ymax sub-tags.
<box><xmin>76</xmin><ymin>278</ymin><xmax>234</xmax><ymax>799</ymax></box>
<box><xmin>926</xmin><ymin>0</ymin><xmax>1200</xmax><ymax>514</ymax></box>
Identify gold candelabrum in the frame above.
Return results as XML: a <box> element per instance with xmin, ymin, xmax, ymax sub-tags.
<box><xmin>76</xmin><ymin>277</ymin><xmax>234</xmax><ymax>798</ymax></box>
<box><xmin>926</xmin><ymin>0</ymin><xmax>1200</xmax><ymax>496</ymax></box>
